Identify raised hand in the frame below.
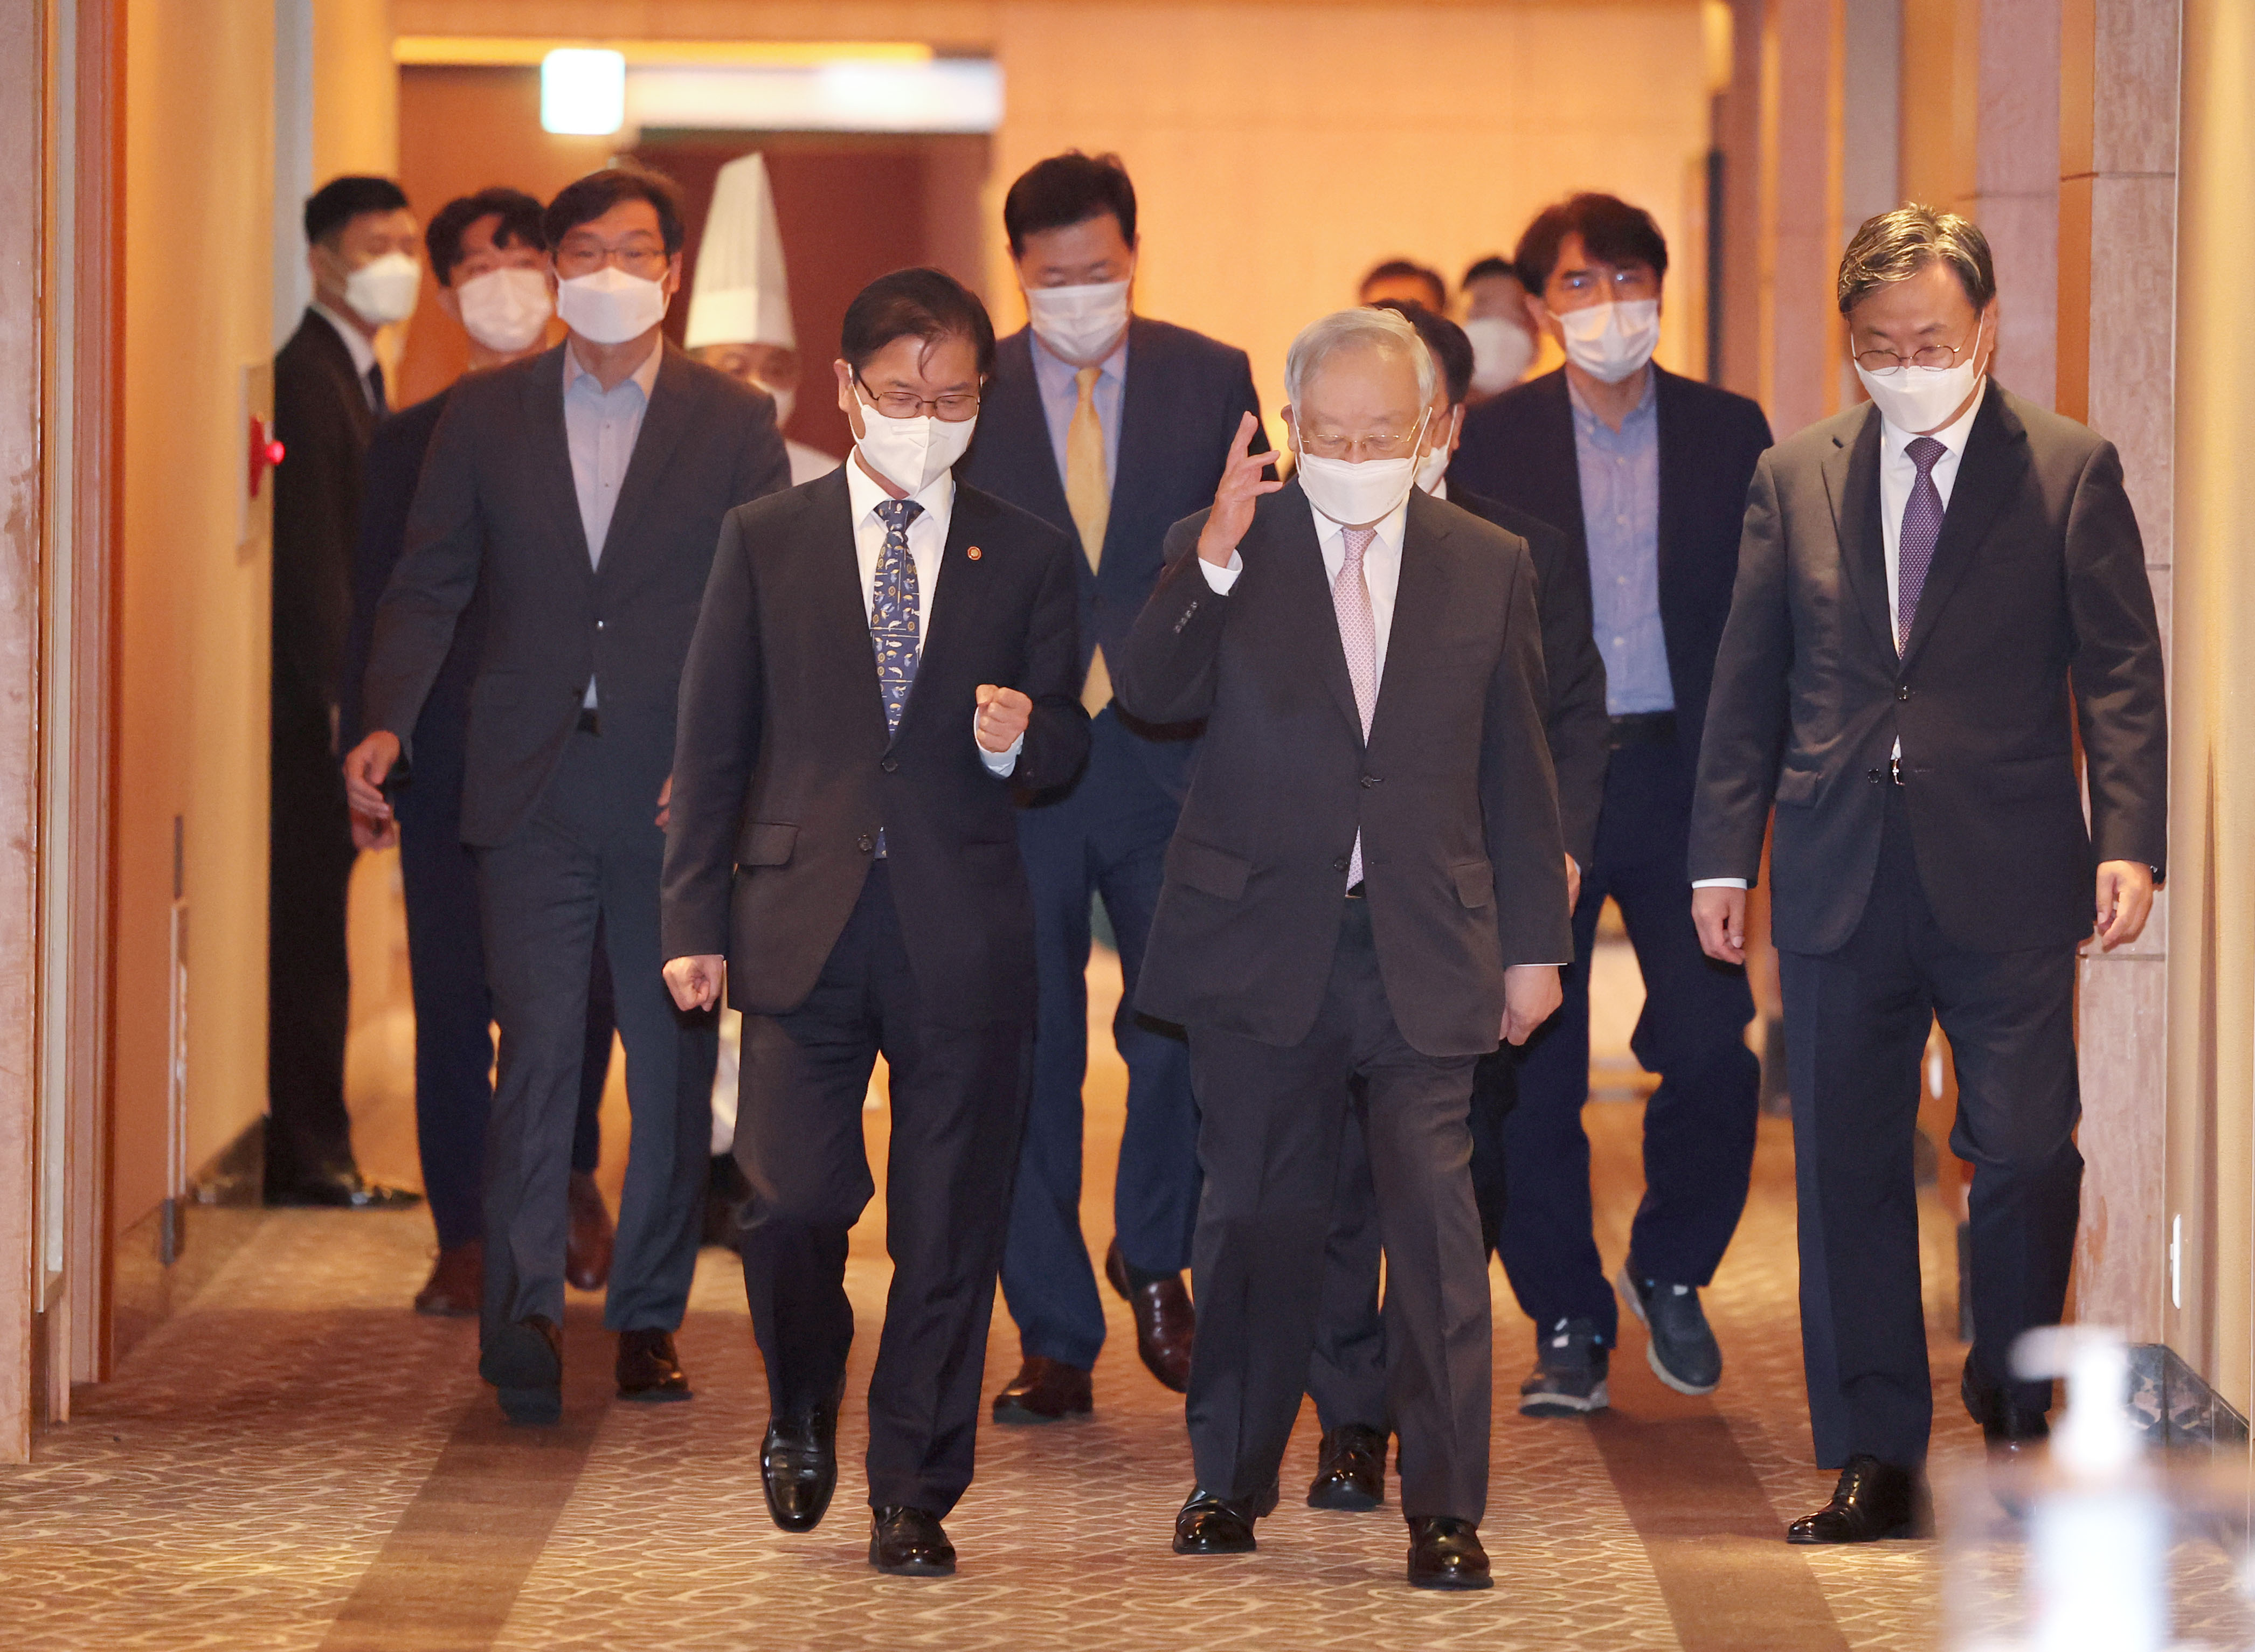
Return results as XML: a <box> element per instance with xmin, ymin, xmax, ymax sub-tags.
<box><xmin>1196</xmin><ymin>411</ymin><xmax>1283</xmax><ymax>567</ymax></box>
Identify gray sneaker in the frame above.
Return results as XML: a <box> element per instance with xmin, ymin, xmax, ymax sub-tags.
<box><xmin>1518</xmin><ymin>1317</ymin><xmax>1610</xmax><ymax>1417</ymax></box>
<box><xmin>1617</xmin><ymin>1263</ymin><xmax>1723</xmax><ymax>1395</ymax></box>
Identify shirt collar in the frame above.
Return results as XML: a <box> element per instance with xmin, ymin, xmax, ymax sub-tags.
<box><xmin>844</xmin><ymin>449</ymin><xmax>956</xmax><ymax>530</ymax></box>
<box><xmin>564</xmin><ymin>334</ymin><xmax>665</xmax><ymax>400</ymax></box>
<box><xmin>1030</xmin><ymin>325</ymin><xmax>1129</xmax><ymax>388</ymax></box>
<box><xmin>1878</xmin><ymin>377</ymin><xmax>1987</xmax><ymax>463</ymax></box>
<box><xmin>1309</xmin><ymin>489</ymin><xmax>1412</xmax><ymax>559</ymax></box>
<box><xmin>309</xmin><ymin>301</ymin><xmax>377</xmax><ymax>380</ymax></box>
<box><xmin>1566</xmin><ymin>366</ymin><xmax>1657</xmax><ymax>432</ymax></box>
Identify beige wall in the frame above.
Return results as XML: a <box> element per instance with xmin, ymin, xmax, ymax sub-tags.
<box><xmin>313</xmin><ymin>0</ymin><xmax>399</xmax><ymax>181</ymax></box>
<box><xmin>115</xmin><ymin>0</ymin><xmax>277</xmax><ymax>1232</ymax></box>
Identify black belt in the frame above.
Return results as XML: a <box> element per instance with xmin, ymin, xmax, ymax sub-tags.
<box><xmin>577</xmin><ymin>707</ymin><xmax>601</xmax><ymax>736</ymax></box>
<box><xmin>1606</xmin><ymin>711</ymin><xmax>1677</xmax><ymax>749</ymax></box>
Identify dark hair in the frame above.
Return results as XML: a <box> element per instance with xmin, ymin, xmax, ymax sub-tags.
<box><xmin>1514</xmin><ymin>193</ymin><xmax>1669</xmax><ymax>293</ymax></box>
<box><xmin>543</xmin><ymin>164</ymin><xmax>687</xmax><ymax>257</ymax></box>
<box><xmin>304</xmin><ymin>176</ymin><xmax>410</xmax><ymax>247</ymax></box>
<box><xmin>1374</xmin><ymin>299</ymin><xmax>1474</xmax><ymax>408</ymax></box>
<box><xmin>1004</xmin><ymin>151</ymin><xmax>1138</xmax><ymax>256</ymax></box>
<box><xmin>1358</xmin><ymin>259</ymin><xmax>1447</xmax><ymax>311</ymax></box>
<box><xmin>1836</xmin><ymin>203</ymin><xmax>1997</xmax><ymax>315</ymax></box>
<box><xmin>841</xmin><ymin>267</ymin><xmax>996</xmax><ymax>379</ymax></box>
<box><xmin>424</xmin><ymin>188</ymin><xmax>547</xmax><ymax>287</ymax></box>
<box><xmin>1461</xmin><ymin>254</ymin><xmax>1521</xmax><ymax>289</ymax></box>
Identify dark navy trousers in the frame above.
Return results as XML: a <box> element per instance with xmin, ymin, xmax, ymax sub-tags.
<box><xmin>999</xmin><ymin>709</ymin><xmax>1201</xmax><ymax>1371</ymax></box>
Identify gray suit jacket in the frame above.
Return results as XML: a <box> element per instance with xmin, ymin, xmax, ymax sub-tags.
<box><xmin>362</xmin><ymin>342</ymin><xmax>790</xmax><ymax>846</ymax></box>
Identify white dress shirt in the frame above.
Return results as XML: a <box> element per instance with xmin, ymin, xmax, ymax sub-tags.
<box><xmin>310</xmin><ymin>301</ymin><xmax>380</xmax><ymax>409</ymax></box>
<box><xmin>1693</xmin><ymin>383</ymin><xmax>1988</xmax><ymax>892</ymax></box>
<box><xmin>842</xmin><ymin>454</ymin><xmax>1019</xmax><ymax>775</ymax></box>
<box><xmin>564</xmin><ymin>337</ymin><xmax>664</xmax><ymax>705</ymax></box>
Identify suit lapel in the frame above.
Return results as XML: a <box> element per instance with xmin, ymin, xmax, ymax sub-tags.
<box><xmin>524</xmin><ymin>345</ymin><xmax>596</xmax><ymax>580</ymax></box>
<box><xmin>1533</xmin><ymin>370</ymin><xmax>1588</xmax><ymax>550</ymax></box>
<box><xmin>1652</xmin><ymin>368</ymin><xmax>1692</xmax><ymax>590</ymax></box>
<box><xmin>1822</xmin><ymin>405</ymin><xmax>1896</xmax><ymax>665</ymax></box>
<box><xmin>803</xmin><ymin>468</ymin><xmax>893</xmax><ymax>744</ymax></box>
<box><xmin>1899</xmin><ymin>386</ymin><xmax>2027</xmax><ymax>670</ymax></box>
<box><xmin>599</xmin><ymin>346</ymin><xmax>697</xmax><ymax>574</ymax></box>
<box><xmin>981</xmin><ymin>331</ymin><xmax>1075</xmax><ymax>536</ymax></box>
<box><xmin>1103</xmin><ymin>319</ymin><xmax>1166</xmax><ymax>566</ymax></box>
<box><xmin>1366</xmin><ymin>494</ymin><xmax>1452</xmax><ymax>747</ymax></box>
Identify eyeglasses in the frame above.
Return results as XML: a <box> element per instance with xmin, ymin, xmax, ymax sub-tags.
<box><xmin>554</xmin><ymin>239</ymin><xmax>670</xmax><ymax>278</ymax></box>
<box><xmin>1299</xmin><ymin>429</ymin><xmax>1421</xmax><ymax>461</ymax></box>
<box><xmin>857</xmin><ymin>376</ymin><xmax>980</xmax><ymax>422</ymax></box>
<box><xmin>1855</xmin><ymin>338</ymin><xmax>1975</xmax><ymax>373</ymax></box>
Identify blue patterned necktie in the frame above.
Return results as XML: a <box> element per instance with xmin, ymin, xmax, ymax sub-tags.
<box><xmin>870</xmin><ymin>497</ymin><xmax>924</xmax><ymax>734</ymax></box>
<box><xmin>1896</xmin><ymin>436</ymin><xmax>1946</xmax><ymax>653</ymax></box>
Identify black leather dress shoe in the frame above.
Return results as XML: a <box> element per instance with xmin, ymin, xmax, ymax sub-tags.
<box><xmin>869</xmin><ymin>1505</ymin><xmax>956</xmax><ymax>1576</ymax></box>
<box><xmin>267</xmin><ymin>1171</ymin><xmax>423</xmax><ymax>1210</ymax></box>
<box><xmin>762</xmin><ymin>1402</ymin><xmax>840</xmax><ymax>1532</ymax></box>
<box><xmin>615</xmin><ymin>1327</ymin><xmax>690</xmax><ymax>1402</ymax></box>
<box><xmin>480</xmin><ymin>1315</ymin><xmax>563</xmax><ymax>1427</ymax></box>
<box><xmin>1787</xmin><ymin>1454</ymin><xmax>1921</xmax><ymax>1544</ymax></box>
<box><xmin>1407</xmin><ymin>1516</ymin><xmax>1492</xmax><ymax>1590</ymax></box>
<box><xmin>1963</xmin><ymin>1350</ymin><xmax>2051</xmax><ymax>1460</ymax></box>
<box><xmin>990</xmin><ymin>1355</ymin><xmax>1092</xmax><ymax>1424</ymax></box>
<box><xmin>1104</xmin><ymin>1239</ymin><xmax>1195</xmax><ymax>1392</ymax></box>
<box><xmin>1172</xmin><ymin>1481</ymin><xmax>1279</xmax><ymax>1554</ymax></box>
<box><xmin>1306</xmin><ymin>1424</ymin><xmax>1387</xmax><ymax>1510</ymax></box>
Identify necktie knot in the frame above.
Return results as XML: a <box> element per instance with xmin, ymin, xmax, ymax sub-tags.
<box><xmin>1906</xmin><ymin>435</ymin><xmax>1945</xmax><ymax>478</ymax></box>
<box><xmin>1074</xmin><ymin>365</ymin><xmax>1101</xmax><ymax>403</ymax></box>
<box><xmin>1341</xmin><ymin>525</ymin><xmax>1376</xmax><ymax>569</ymax></box>
<box><xmin>874</xmin><ymin>497</ymin><xmax>923</xmax><ymax>536</ymax></box>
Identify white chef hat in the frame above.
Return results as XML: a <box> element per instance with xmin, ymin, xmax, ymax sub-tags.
<box><xmin>684</xmin><ymin>152</ymin><xmax>796</xmax><ymax>352</ymax></box>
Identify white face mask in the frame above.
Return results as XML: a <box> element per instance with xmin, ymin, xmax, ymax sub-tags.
<box><xmin>1023</xmin><ymin>278</ymin><xmax>1132</xmax><ymax>366</ymax></box>
<box><xmin>852</xmin><ymin>393</ymin><xmax>978</xmax><ymax>495</ymax></box>
<box><xmin>556</xmin><ymin>267</ymin><xmax>669</xmax><ymax>346</ymax></box>
<box><xmin>342</xmin><ymin>251</ymin><xmax>421</xmax><ymax>327</ymax></box>
<box><xmin>1852</xmin><ymin>313</ymin><xmax>1989</xmax><ymax>434</ymax></box>
<box><xmin>1294</xmin><ymin>411</ymin><xmax>1429</xmax><ymax>530</ymax></box>
<box><xmin>1415</xmin><ymin>429</ymin><xmax>1454</xmax><ymax>495</ymax></box>
<box><xmin>1555</xmin><ymin>298</ymin><xmax>1661</xmax><ymax>384</ymax></box>
<box><xmin>755</xmin><ymin>382</ymin><xmax>796</xmax><ymax>430</ymax></box>
<box><xmin>1463</xmin><ymin>315</ymin><xmax>1536</xmax><ymax>396</ymax></box>
<box><xmin>453</xmin><ymin>267</ymin><xmax>552</xmax><ymax>354</ymax></box>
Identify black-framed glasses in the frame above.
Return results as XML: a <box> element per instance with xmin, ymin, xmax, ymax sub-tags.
<box><xmin>856</xmin><ymin>374</ymin><xmax>980</xmax><ymax>421</ymax></box>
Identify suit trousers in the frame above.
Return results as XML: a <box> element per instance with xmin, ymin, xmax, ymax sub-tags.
<box><xmin>266</xmin><ymin>706</ymin><xmax>359</xmax><ymax>1190</ymax></box>
<box><xmin>1002</xmin><ymin>707</ymin><xmax>1200</xmax><ymax>1369</ymax></box>
<box><xmin>1307</xmin><ymin>1046</ymin><xmax>1517</xmax><ymax>1434</ymax></box>
<box><xmin>735</xmin><ymin>865</ymin><xmax>1032</xmax><ymax>1516</ymax></box>
<box><xmin>395</xmin><ymin>747</ymin><xmax>613</xmax><ymax>1252</ymax></box>
<box><xmin>474</xmin><ymin>726</ymin><xmax>716</xmax><ymax>1336</ymax></box>
<box><xmin>1503</xmin><ymin>739</ymin><xmax>1760</xmax><ymax>1344</ymax></box>
<box><xmin>1186</xmin><ymin>897</ymin><xmax>1489</xmax><ymax>1522</ymax></box>
<box><xmin>1781</xmin><ymin>788</ymin><xmax>2081</xmax><ymax>1470</ymax></box>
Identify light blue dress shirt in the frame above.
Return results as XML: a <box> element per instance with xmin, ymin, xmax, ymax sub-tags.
<box><xmin>1573</xmin><ymin>371</ymin><xmax>1673</xmax><ymax>716</ymax></box>
<box><xmin>1029</xmin><ymin>329</ymin><xmax>1128</xmax><ymax>494</ymax></box>
<box><xmin>563</xmin><ymin>339</ymin><xmax>661</xmax><ymax>705</ymax></box>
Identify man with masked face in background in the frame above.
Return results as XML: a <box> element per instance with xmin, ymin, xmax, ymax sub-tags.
<box><xmin>267</xmin><ymin>175</ymin><xmax>425</xmax><ymax>1210</ymax></box>
<box><xmin>684</xmin><ymin>152</ymin><xmax>839</xmax><ymax>487</ymax></box>
<box><xmin>1458</xmin><ymin>254</ymin><xmax>1540</xmax><ymax>402</ymax></box>
<box><xmin>337</xmin><ymin>187</ymin><xmax>620</xmax><ymax>1319</ymax></box>
<box><xmin>1450</xmin><ymin>192</ymin><xmax>1773</xmax><ymax>1420</ymax></box>
<box><xmin>960</xmin><ymin>150</ymin><xmax>1267</xmax><ymax>1425</ymax></box>
<box><xmin>343</xmin><ymin>165</ymin><xmax>789</xmax><ymax>1425</ymax></box>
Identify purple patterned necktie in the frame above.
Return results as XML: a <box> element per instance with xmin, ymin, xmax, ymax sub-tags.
<box><xmin>1333</xmin><ymin>525</ymin><xmax>1379</xmax><ymax>885</ymax></box>
<box><xmin>1896</xmin><ymin>436</ymin><xmax>1946</xmax><ymax>653</ymax></box>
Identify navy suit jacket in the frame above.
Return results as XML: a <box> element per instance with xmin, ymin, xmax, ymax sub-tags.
<box><xmin>340</xmin><ymin>388</ymin><xmax>459</xmax><ymax>769</ymax></box>
<box><xmin>960</xmin><ymin>317</ymin><xmax>1265</xmax><ymax>795</ymax></box>
<box><xmin>1451</xmin><ymin>365</ymin><xmax>1773</xmax><ymax>766</ymax></box>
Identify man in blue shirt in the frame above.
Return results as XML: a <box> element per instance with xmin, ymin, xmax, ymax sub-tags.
<box><xmin>1451</xmin><ymin>193</ymin><xmax>1773</xmax><ymax>1416</ymax></box>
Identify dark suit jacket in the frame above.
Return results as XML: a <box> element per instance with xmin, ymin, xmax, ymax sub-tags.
<box><xmin>1451</xmin><ymin>365</ymin><xmax>1774</xmax><ymax>765</ymax></box>
<box><xmin>1689</xmin><ymin>384</ymin><xmax>2167</xmax><ymax>954</ymax></box>
<box><xmin>1448</xmin><ymin>484</ymin><xmax>1609</xmax><ymax>869</ymax></box>
<box><xmin>340</xmin><ymin>387</ymin><xmax>458</xmax><ymax>763</ymax></box>
<box><xmin>1116</xmin><ymin>482</ymin><xmax>1572</xmax><ymax>1058</ymax></box>
<box><xmin>273</xmin><ymin>309</ymin><xmax>378</xmax><ymax>739</ymax></box>
<box><xmin>660</xmin><ymin>468</ymin><xmax>1091</xmax><ymax>1027</ymax></box>
<box><xmin>362</xmin><ymin>342</ymin><xmax>790</xmax><ymax>846</ymax></box>
<box><xmin>960</xmin><ymin>317</ymin><xmax>1265</xmax><ymax>793</ymax></box>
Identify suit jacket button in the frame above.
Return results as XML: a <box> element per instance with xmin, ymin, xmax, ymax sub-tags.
<box><xmin>1896</xmin><ymin>684</ymin><xmax>1912</xmax><ymax>702</ymax></box>
<box><xmin>857</xmin><ymin>833</ymin><xmax>874</xmax><ymax>853</ymax></box>
<box><xmin>880</xmin><ymin>757</ymin><xmax>898</xmax><ymax>773</ymax></box>
<box><xmin>1332</xmin><ymin>856</ymin><xmax>1351</xmax><ymax>873</ymax></box>
<box><xmin>1867</xmin><ymin>768</ymin><xmax>1885</xmax><ymax>785</ymax></box>
<box><xmin>1360</xmin><ymin>774</ymin><xmax>1380</xmax><ymax>788</ymax></box>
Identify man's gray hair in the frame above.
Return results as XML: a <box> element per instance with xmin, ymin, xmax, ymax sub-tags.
<box><xmin>1284</xmin><ymin>306</ymin><xmax>1437</xmax><ymax>407</ymax></box>
<box><xmin>1836</xmin><ymin>204</ymin><xmax>1996</xmax><ymax>315</ymax></box>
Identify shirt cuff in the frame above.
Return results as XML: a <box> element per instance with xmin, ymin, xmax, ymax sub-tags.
<box><xmin>976</xmin><ymin>716</ymin><xmax>1023</xmax><ymax>777</ymax></box>
<box><xmin>1691</xmin><ymin>878</ymin><xmax>1750</xmax><ymax>889</ymax></box>
<box><xmin>1196</xmin><ymin>550</ymin><xmax>1243</xmax><ymax>593</ymax></box>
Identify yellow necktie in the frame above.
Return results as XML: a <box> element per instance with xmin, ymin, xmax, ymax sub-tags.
<box><xmin>1065</xmin><ymin>366</ymin><xmax>1114</xmax><ymax>715</ymax></box>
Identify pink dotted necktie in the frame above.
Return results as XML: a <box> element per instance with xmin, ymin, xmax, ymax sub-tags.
<box><xmin>1333</xmin><ymin>525</ymin><xmax>1379</xmax><ymax>885</ymax></box>
<box><xmin>1897</xmin><ymin>436</ymin><xmax>1946</xmax><ymax>653</ymax></box>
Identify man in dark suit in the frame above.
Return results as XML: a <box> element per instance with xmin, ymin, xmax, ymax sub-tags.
<box><xmin>339</xmin><ymin>188</ymin><xmax>618</xmax><ymax>1318</ymax></box>
<box><xmin>660</xmin><ymin>269</ymin><xmax>1089</xmax><ymax>1578</ymax></box>
<box><xmin>1450</xmin><ymin>193</ymin><xmax>1773</xmax><ymax>1415</ymax></box>
<box><xmin>1691</xmin><ymin>206</ymin><xmax>2165</xmax><ymax>1542</ymax></box>
<box><xmin>1118</xmin><ymin>307</ymin><xmax>1570</xmax><ymax>1591</ymax></box>
<box><xmin>1299</xmin><ymin>300</ymin><xmax>1609</xmax><ymax>1510</ymax></box>
<box><xmin>267</xmin><ymin>175</ymin><xmax>425</xmax><ymax>1209</ymax></box>
<box><xmin>344</xmin><ymin>166</ymin><xmax>790</xmax><ymax>1423</ymax></box>
<box><xmin>959</xmin><ymin>151</ymin><xmax>1266</xmax><ymax>1420</ymax></box>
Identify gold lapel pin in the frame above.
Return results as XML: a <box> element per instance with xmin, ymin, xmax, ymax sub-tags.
<box><xmin>966</xmin><ymin>545</ymin><xmax>983</xmax><ymax>561</ymax></box>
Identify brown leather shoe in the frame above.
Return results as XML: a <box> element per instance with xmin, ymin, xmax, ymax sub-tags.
<box><xmin>1104</xmin><ymin>1238</ymin><xmax>1194</xmax><ymax>1393</ymax></box>
<box><xmin>616</xmin><ymin>1327</ymin><xmax>691</xmax><ymax>1402</ymax></box>
<box><xmin>565</xmin><ymin>1171</ymin><xmax>614</xmax><ymax>1292</ymax></box>
<box><xmin>991</xmin><ymin>1355</ymin><xmax>1092</xmax><ymax>1424</ymax></box>
<box><xmin>414</xmin><ymin>1240</ymin><xmax>482</xmax><ymax>1317</ymax></box>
